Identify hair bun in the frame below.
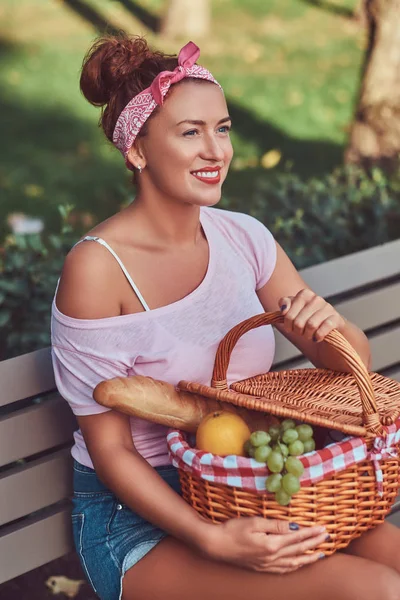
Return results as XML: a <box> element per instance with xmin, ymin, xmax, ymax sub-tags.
<box><xmin>80</xmin><ymin>34</ymin><xmax>177</xmax><ymax>143</ymax></box>
<box><xmin>80</xmin><ymin>35</ymin><xmax>151</xmax><ymax>106</ymax></box>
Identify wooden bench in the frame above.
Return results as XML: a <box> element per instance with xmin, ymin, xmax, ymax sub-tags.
<box><xmin>1</xmin><ymin>238</ymin><xmax>400</xmax><ymax>585</ymax></box>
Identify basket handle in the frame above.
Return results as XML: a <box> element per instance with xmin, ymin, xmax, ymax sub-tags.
<box><xmin>211</xmin><ymin>311</ymin><xmax>382</xmax><ymax>435</ymax></box>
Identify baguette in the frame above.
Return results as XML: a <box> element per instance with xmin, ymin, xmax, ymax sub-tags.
<box><xmin>93</xmin><ymin>375</ymin><xmax>277</xmax><ymax>433</ymax></box>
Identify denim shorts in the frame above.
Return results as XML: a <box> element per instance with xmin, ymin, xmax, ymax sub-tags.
<box><xmin>71</xmin><ymin>459</ymin><xmax>181</xmax><ymax>600</ymax></box>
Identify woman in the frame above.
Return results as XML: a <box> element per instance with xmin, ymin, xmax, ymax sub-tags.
<box><xmin>51</xmin><ymin>35</ymin><xmax>400</xmax><ymax>600</ymax></box>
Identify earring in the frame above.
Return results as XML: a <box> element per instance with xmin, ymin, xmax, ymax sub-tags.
<box><xmin>136</xmin><ymin>165</ymin><xmax>142</xmax><ymax>174</ymax></box>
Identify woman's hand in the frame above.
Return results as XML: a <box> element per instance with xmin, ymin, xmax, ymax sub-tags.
<box><xmin>279</xmin><ymin>289</ymin><xmax>345</xmax><ymax>343</ymax></box>
<box><xmin>203</xmin><ymin>517</ymin><xmax>328</xmax><ymax>574</ymax></box>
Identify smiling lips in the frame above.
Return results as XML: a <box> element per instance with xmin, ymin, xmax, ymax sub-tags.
<box><xmin>191</xmin><ymin>167</ymin><xmax>221</xmax><ymax>184</ymax></box>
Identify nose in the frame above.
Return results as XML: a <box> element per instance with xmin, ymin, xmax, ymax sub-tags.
<box><xmin>201</xmin><ymin>132</ymin><xmax>225</xmax><ymax>162</ymax></box>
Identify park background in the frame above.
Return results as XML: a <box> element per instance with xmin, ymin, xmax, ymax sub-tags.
<box><xmin>0</xmin><ymin>0</ymin><xmax>399</xmax><ymax>598</ymax></box>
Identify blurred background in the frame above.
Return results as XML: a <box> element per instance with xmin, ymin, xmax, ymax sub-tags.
<box><xmin>0</xmin><ymin>0</ymin><xmax>399</xmax><ymax>594</ymax></box>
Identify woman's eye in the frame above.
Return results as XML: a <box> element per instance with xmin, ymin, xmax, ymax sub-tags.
<box><xmin>183</xmin><ymin>129</ymin><xmax>198</xmax><ymax>137</ymax></box>
<box><xmin>218</xmin><ymin>125</ymin><xmax>231</xmax><ymax>134</ymax></box>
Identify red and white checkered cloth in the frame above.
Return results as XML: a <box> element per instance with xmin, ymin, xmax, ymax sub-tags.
<box><xmin>167</xmin><ymin>420</ymin><xmax>400</xmax><ymax>496</ymax></box>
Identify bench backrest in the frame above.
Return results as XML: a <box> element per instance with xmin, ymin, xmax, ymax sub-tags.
<box><xmin>1</xmin><ymin>238</ymin><xmax>399</xmax><ymax>584</ymax></box>
<box><xmin>0</xmin><ymin>349</ymin><xmax>77</xmax><ymax>583</ymax></box>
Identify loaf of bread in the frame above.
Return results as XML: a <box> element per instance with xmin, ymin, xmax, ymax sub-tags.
<box><xmin>93</xmin><ymin>375</ymin><xmax>276</xmax><ymax>433</ymax></box>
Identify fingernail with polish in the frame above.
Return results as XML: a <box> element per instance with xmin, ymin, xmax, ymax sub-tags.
<box><xmin>281</xmin><ymin>305</ymin><xmax>287</xmax><ymax>312</ymax></box>
<box><xmin>325</xmin><ymin>535</ymin><xmax>331</xmax><ymax>541</ymax></box>
<box><xmin>319</xmin><ymin>553</ymin><xmax>326</xmax><ymax>559</ymax></box>
<box><xmin>289</xmin><ymin>522</ymin><xmax>299</xmax><ymax>530</ymax></box>
<box><xmin>313</xmin><ymin>335</ymin><xmax>317</xmax><ymax>342</ymax></box>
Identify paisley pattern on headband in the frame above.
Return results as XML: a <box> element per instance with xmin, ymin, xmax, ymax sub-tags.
<box><xmin>112</xmin><ymin>42</ymin><xmax>222</xmax><ymax>168</ymax></box>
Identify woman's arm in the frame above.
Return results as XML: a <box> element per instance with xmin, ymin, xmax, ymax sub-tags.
<box><xmin>56</xmin><ymin>245</ymin><xmax>215</xmax><ymax>550</ymax></box>
<box><xmin>77</xmin><ymin>411</ymin><xmax>215</xmax><ymax>551</ymax></box>
<box><xmin>257</xmin><ymin>242</ymin><xmax>371</xmax><ymax>372</ymax></box>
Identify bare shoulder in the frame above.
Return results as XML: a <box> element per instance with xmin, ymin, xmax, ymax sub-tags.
<box><xmin>55</xmin><ymin>239</ymin><xmax>121</xmax><ymax>319</ymax></box>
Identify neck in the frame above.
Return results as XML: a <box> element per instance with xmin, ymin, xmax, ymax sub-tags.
<box><xmin>124</xmin><ymin>188</ymin><xmax>205</xmax><ymax>249</ymax></box>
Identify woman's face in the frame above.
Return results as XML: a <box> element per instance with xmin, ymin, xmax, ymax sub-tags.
<box><xmin>131</xmin><ymin>81</ymin><xmax>233</xmax><ymax>207</ymax></box>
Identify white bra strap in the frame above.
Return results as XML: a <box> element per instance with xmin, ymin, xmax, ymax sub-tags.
<box><xmin>76</xmin><ymin>236</ymin><xmax>151</xmax><ymax>312</ymax></box>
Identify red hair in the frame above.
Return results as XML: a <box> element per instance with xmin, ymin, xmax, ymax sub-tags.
<box><xmin>80</xmin><ymin>34</ymin><xmax>178</xmax><ymax>142</ymax></box>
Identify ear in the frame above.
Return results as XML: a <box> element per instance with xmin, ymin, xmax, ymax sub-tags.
<box><xmin>127</xmin><ymin>141</ymin><xmax>147</xmax><ymax>171</ymax></box>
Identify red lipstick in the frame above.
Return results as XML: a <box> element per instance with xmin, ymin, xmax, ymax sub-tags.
<box><xmin>191</xmin><ymin>166</ymin><xmax>222</xmax><ymax>185</ymax></box>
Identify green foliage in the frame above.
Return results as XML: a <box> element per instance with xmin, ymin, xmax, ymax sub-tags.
<box><xmin>0</xmin><ymin>0</ymin><xmax>364</xmax><ymax>236</ymax></box>
<box><xmin>1</xmin><ymin>166</ymin><xmax>399</xmax><ymax>360</ymax></box>
<box><xmin>0</xmin><ymin>206</ymin><xmax>78</xmax><ymax>360</ymax></box>
<box><xmin>222</xmin><ymin>165</ymin><xmax>400</xmax><ymax>268</ymax></box>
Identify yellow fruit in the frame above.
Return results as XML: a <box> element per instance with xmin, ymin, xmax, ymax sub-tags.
<box><xmin>196</xmin><ymin>411</ymin><xmax>251</xmax><ymax>457</ymax></box>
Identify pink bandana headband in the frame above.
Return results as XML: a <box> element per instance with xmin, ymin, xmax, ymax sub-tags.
<box><xmin>112</xmin><ymin>41</ymin><xmax>221</xmax><ymax>168</ymax></box>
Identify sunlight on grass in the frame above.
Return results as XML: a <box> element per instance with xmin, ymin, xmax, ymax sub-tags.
<box><xmin>0</xmin><ymin>0</ymin><xmax>364</xmax><ymax>235</ymax></box>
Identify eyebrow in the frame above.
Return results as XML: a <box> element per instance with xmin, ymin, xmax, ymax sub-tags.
<box><xmin>176</xmin><ymin>116</ymin><xmax>232</xmax><ymax>126</ymax></box>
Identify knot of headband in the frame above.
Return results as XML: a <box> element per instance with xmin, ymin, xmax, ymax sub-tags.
<box><xmin>112</xmin><ymin>41</ymin><xmax>221</xmax><ymax>169</ymax></box>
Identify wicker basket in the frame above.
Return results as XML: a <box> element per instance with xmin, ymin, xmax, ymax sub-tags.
<box><xmin>175</xmin><ymin>311</ymin><xmax>400</xmax><ymax>555</ymax></box>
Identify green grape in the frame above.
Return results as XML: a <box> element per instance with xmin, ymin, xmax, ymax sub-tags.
<box><xmin>289</xmin><ymin>440</ymin><xmax>305</xmax><ymax>456</ymax></box>
<box><xmin>268</xmin><ymin>425</ymin><xmax>281</xmax><ymax>442</ymax></box>
<box><xmin>267</xmin><ymin>451</ymin><xmax>284</xmax><ymax>473</ymax></box>
<box><xmin>273</xmin><ymin>442</ymin><xmax>289</xmax><ymax>457</ymax></box>
<box><xmin>281</xmin><ymin>419</ymin><xmax>296</xmax><ymax>432</ymax></box>
<box><xmin>275</xmin><ymin>488</ymin><xmax>291</xmax><ymax>506</ymax></box>
<box><xmin>266</xmin><ymin>473</ymin><xmax>282</xmax><ymax>493</ymax></box>
<box><xmin>282</xmin><ymin>428</ymin><xmax>299</xmax><ymax>445</ymax></box>
<box><xmin>282</xmin><ymin>473</ymin><xmax>301</xmax><ymax>495</ymax></box>
<box><xmin>247</xmin><ymin>444</ymin><xmax>257</xmax><ymax>458</ymax></box>
<box><xmin>303</xmin><ymin>439</ymin><xmax>316</xmax><ymax>453</ymax></box>
<box><xmin>250</xmin><ymin>430</ymin><xmax>271</xmax><ymax>447</ymax></box>
<box><xmin>285</xmin><ymin>456</ymin><xmax>305</xmax><ymax>477</ymax></box>
<box><xmin>244</xmin><ymin>440</ymin><xmax>253</xmax><ymax>457</ymax></box>
<box><xmin>254</xmin><ymin>445</ymin><xmax>272</xmax><ymax>463</ymax></box>
<box><xmin>296</xmin><ymin>424</ymin><xmax>314</xmax><ymax>442</ymax></box>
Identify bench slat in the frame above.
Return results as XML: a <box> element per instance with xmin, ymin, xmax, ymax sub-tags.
<box><xmin>274</xmin><ymin>325</ymin><xmax>400</xmax><ymax>373</ymax></box>
<box><xmin>370</xmin><ymin>327</ymin><xmax>400</xmax><ymax>372</ymax></box>
<box><xmin>272</xmin><ymin>282</ymin><xmax>400</xmax><ymax>366</ymax></box>
<box><xmin>387</xmin><ymin>510</ymin><xmax>400</xmax><ymax>528</ymax></box>
<box><xmin>0</xmin><ymin>397</ymin><xmax>76</xmax><ymax>467</ymax></box>
<box><xmin>0</xmin><ymin>347</ymin><xmax>55</xmax><ymax>407</ymax></box>
<box><xmin>386</xmin><ymin>367</ymin><xmax>400</xmax><ymax>382</ymax></box>
<box><xmin>0</xmin><ymin>505</ymin><xmax>73</xmax><ymax>585</ymax></box>
<box><xmin>300</xmin><ymin>239</ymin><xmax>400</xmax><ymax>297</ymax></box>
<box><xmin>333</xmin><ymin>282</ymin><xmax>400</xmax><ymax>330</ymax></box>
<box><xmin>0</xmin><ymin>450</ymin><xmax>73</xmax><ymax>526</ymax></box>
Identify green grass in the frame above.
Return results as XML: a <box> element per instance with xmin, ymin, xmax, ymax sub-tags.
<box><xmin>0</xmin><ymin>0</ymin><xmax>364</xmax><ymax>237</ymax></box>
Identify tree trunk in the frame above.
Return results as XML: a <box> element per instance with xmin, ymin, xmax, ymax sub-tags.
<box><xmin>161</xmin><ymin>0</ymin><xmax>211</xmax><ymax>39</ymax></box>
<box><xmin>345</xmin><ymin>0</ymin><xmax>400</xmax><ymax>169</ymax></box>
<box><xmin>353</xmin><ymin>0</ymin><xmax>368</xmax><ymax>26</ymax></box>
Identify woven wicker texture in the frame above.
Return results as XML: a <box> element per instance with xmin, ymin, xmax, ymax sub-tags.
<box><xmin>179</xmin><ymin>457</ymin><xmax>399</xmax><ymax>555</ymax></box>
<box><xmin>176</xmin><ymin>311</ymin><xmax>400</xmax><ymax>554</ymax></box>
<box><xmin>179</xmin><ymin>312</ymin><xmax>400</xmax><ymax>437</ymax></box>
